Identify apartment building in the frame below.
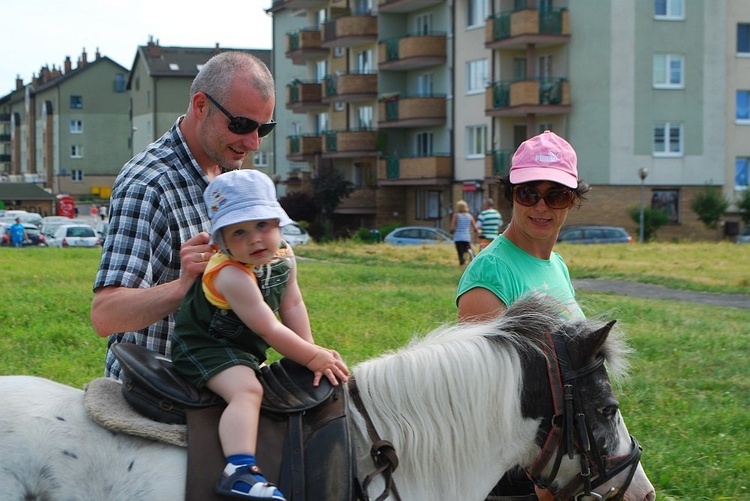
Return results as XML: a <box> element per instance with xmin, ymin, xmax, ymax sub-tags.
<box><xmin>268</xmin><ymin>0</ymin><xmax>745</xmax><ymax>240</ymax></box>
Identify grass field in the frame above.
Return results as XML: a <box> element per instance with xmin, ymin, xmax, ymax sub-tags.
<box><xmin>0</xmin><ymin>242</ymin><xmax>748</xmax><ymax>500</ymax></box>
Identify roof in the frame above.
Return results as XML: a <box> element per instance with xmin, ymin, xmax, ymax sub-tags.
<box><xmin>127</xmin><ymin>43</ymin><xmax>272</xmax><ymax>89</ymax></box>
<box><xmin>0</xmin><ymin>183</ymin><xmax>57</xmax><ymax>201</ymax></box>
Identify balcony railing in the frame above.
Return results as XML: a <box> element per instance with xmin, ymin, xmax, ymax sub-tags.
<box><xmin>0</xmin><ymin>134</ymin><xmax>10</xmax><ymax>142</ymax></box>
<box><xmin>378</xmin><ymin>33</ymin><xmax>447</xmax><ymax>70</ymax></box>
<box><xmin>485</xmin><ymin>78</ymin><xmax>570</xmax><ymax>116</ymax></box>
<box><xmin>377</xmin><ymin>0</ymin><xmax>444</xmax><ymax>14</ymax></box>
<box><xmin>378</xmin><ymin>94</ymin><xmax>447</xmax><ymax>128</ymax></box>
<box><xmin>322</xmin><ymin>129</ymin><xmax>379</xmax><ymax>157</ymax></box>
<box><xmin>287</xmin><ymin>134</ymin><xmax>323</xmax><ymax>160</ymax></box>
<box><xmin>485</xmin><ymin>149</ymin><xmax>514</xmax><ymax>178</ymax></box>
<box><xmin>379</xmin><ymin>153</ymin><xmax>453</xmax><ymax>182</ymax></box>
<box><xmin>323</xmin><ymin>72</ymin><xmax>378</xmax><ymax>102</ymax></box>
<box><xmin>285</xmin><ymin>28</ymin><xmax>328</xmax><ymax>64</ymax></box>
<box><xmin>286</xmin><ymin>80</ymin><xmax>326</xmax><ymax>112</ymax></box>
<box><xmin>485</xmin><ymin>7</ymin><xmax>570</xmax><ymax>49</ymax></box>
<box><xmin>322</xmin><ymin>13</ymin><xmax>378</xmax><ymax>48</ymax></box>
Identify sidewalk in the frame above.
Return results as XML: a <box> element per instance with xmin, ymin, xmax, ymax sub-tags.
<box><xmin>573</xmin><ymin>279</ymin><xmax>750</xmax><ymax>310</ymax></box>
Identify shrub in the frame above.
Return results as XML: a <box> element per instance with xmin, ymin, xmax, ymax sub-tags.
<box><xmin>690</xmin><ymin>186</ymin><xmax>729</xmax><ymax>229</ymax></box>
<box><xmin>735</xmin><ymin>189</ymin><xmax>750</xmax><ymax>226</ymax></box>
<box><xmin>628</xmin><ymin>206</ymin><xmax>669</xmax><ymax>242</ymax></box>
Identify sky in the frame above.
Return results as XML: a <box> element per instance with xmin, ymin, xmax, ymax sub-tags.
<box><xmin>1</xmin><ymin>0</ymin><xmax>274</xmax><ymax>95</ymax></box>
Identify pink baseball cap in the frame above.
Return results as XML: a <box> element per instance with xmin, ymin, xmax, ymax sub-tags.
<box><xmin>509</xmin><ymin>130</ymin><xmax>578</xmax><ymax>189</ymax></box>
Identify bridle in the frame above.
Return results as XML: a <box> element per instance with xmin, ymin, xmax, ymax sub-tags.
<box><xmin>524</xmin><ymin>330</ymin><xmax>643</xmax><ymax>500</ymax></box>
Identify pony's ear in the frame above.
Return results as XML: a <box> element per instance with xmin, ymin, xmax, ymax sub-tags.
<box><xmin>590</xmin><ymin>320</ymin><xmax>617</xmax><ymax>357</ymax></box>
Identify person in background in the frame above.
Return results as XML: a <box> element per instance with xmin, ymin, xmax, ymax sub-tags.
<box><xmin>450</xmin><ymin>200</ymin><xmax>478</xmax><ymax>266</ymax></box>
<box><xmin>91</xmin><ymin>51</ymin><xmax>277</xmax><ymax>380</ymax></box>
<box><xmin>476</xmin><ymin>198</ymin><xmax>503</xmax><ymax>250</ymax></box>
<box><xmin>456</xmin><ymin>130</ymin><xmax>590</xmax><ymax>499</ymax></box>
<box><xmin>7</xmin><ymin>217</ymin><xmax>29</xmax><ymax>248</ymax></box>
<box><xmin>171</xmin><ymin>169</ymin><xmax>348</xmax><ymax>500</ymax></box>
<box><xmin>99</xmin><ymin>205</ymin><xmax>107</xmax><ymax>221</ymax></box>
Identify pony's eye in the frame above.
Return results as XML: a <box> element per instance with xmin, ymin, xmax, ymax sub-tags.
<box><xmin>599</xmin><ymin>404</ymin><xmax>619</xmax><ymax>419</ymax></box>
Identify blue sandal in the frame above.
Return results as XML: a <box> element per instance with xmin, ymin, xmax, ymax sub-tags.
<box><xmin>215</xmin><ymin>464</ymin><xmax>286</xmax><ymax>500</ymax></box>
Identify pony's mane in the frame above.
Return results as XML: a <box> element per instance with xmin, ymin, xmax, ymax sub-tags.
<box><xmin>351</xmin><ymin>297</ymin><xmax>631</xmax><ymax>493</ymax></box>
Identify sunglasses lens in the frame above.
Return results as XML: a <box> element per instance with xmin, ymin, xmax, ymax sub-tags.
<box><xmin>515</xmin><ymin>187</ymin><xmax>538</xmax><ymax>206</ymax></box>
<box><xmin>514</xmin><ymin>186</ymin><xmax>572</xmax><ymax>209</ymax></box>
<box><xmin>546</xmin><ymin>190</ymin><xmax>572</xmax><ymax>209</ymax></box>
<box><xmin>228</xmin><ymin>118</ymin><xmax>259</xmax><ymax>135</ymax></box>
<box><xmin>258</xmin><ymin>121</ymin><xmax>276</xmax><ymax>138</ymax></box>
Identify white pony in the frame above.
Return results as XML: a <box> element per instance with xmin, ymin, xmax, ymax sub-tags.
<box><xmin>0</xmin><ymin>298</ymin><xmax>655</xmax><ymax>501</ymax></box>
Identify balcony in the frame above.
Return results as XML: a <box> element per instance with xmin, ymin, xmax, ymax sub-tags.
<box><xmin>485</xmin><ymin>149</ymin><xmax>513</xmax><ymax>179</ymax></box>
<box><xmin>287</xmin><ymin>134</ymin><xmax>323</xmax><ymax>161</ymax></box>
<box><xmin>286</xmin><ymin>28</ymin><xmax>328</xmax><ymax>64</ymax></box>
<box><xmin>378</xmin><ymin>33</ymin><xmax>447</xmax><ymax>71</ymax></box>
<box><xmin>485</xmin><ymin>7</ymin><xmax>570</xmax><ymax>50</ymax></box>
<box><xmin>0</xmin><ymin>154</ymin><xmax>10</xmax><ymax>163</ymax></box>
<box><xmin>377</xmin><ymin>0</ymin><xmax>444</xmax><ymax>13</ymax></box>
<box><xmin>323</xmin><ymin>72</ymin><xmax>378</xmax><ymax>103</ymax></box>
<box><xmin>322</xmin><ymin>129</ymin><xmax>379</xmax><ymax>158</ymax></box>
<box><xmin>378</xmin><ymin>154</ymin><xmax>452</xmax><ymax>185</ymax></box>
<box><xmin>336</xmin><ymin>188</ymin><xmax>377</xmax><ymax>215</ymax></box>
<box><xmin>0</xmin><ymin>134</ymin><xmax>10</xmax><ymax>143</ymax></box>
<box><xmin>286</xmin><ymin>80</ymin><xmax>326</xmax><ymax>113</ymax></box>
<box><xmin>275</xmin><ymin>0</ymin><xmax>327</xmax><ymax>10</ymax></box>
<box><xmin>378</xmin><ymin>94</ymin><xmax>447</xmax><ymax>128</ymax></box>
<box><xmin>322</xmin><ymin>13</ymin><xmax>378</xmax><ymax>48</ymax></box>
<box><xmin>485</xmin><ymin>78</ymin><xmax>570</xmax><ymax>117</ymax></box>
<box><xmin>0</xmin><ymin>113</ymin><xmax>10</xmax><ymax>122</ymax></box>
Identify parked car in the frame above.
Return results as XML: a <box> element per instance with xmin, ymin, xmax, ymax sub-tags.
<box><xmin>1</xmin><ymin>222</ymin><xmax>46</xmax><ymax>246</ymax></box>
<box><xmin>384</xmin><ymin>226</ymin><xmax>454</xmax><ymax>246</ymax></box>
<box><xmin>41</xmin><ymin>218</ymin><xmax>92</xmax><ymax>241</ymax></box>
<box><xmin>0</xmin><ymin>210</ymin><xmax>43</xmax><ymax>227</ymax></box>
<box><xmin>47</xmin><ymin>224</ymin><xmax>100</xmax><ymax>248</ymax></box>
<box><xmin>282</xmin><ymin>222</ymin><xmax>310</xmax><ymax>246</ymax></box>
<box><xmin>557</xmin><ymin>225</ymin><xmax>633</xmax><ymax>244</ymax></box>
<box><xmin>737</xmin><ymin>225</ymin><xmax>750</xmax><ymax>244</ymax></box>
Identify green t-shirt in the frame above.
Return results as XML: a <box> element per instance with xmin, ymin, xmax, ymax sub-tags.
<box><xmin>456</xmin><ymin>235</ymin><xmax>584</xmax><ymax>320</ymax></box>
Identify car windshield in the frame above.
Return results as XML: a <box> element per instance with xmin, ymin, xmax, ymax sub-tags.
<box><xmin>67</xmin><ymin>226</ymin><xmax>95</xmax><ymax>237</ymax></box>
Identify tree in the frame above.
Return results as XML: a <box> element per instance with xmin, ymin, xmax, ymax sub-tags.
<box><xmin>311</xmin><ymin>164</ymin><xmax>355</xmax><ymax>220</ymax></box>
<box><xmin>690</xmin><ymin>185</ymin><xmax>729</xmax><ymax>229</ymax></box>
<box><xmin>736</xmin><ymin>189</ymin><xmax>750</xmax><ymax>226</ymax></box>
<box><xmin>628</xmin><ymin>206</ymin><xmax>669</xmax><ymax>242</ymax></box>
<box><xmin>279</xmin><ymin>191</ymin><xmax>318</xmax><ymax>223</ymax></box>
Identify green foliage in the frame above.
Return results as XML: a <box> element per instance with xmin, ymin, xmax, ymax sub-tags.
<box><xmin>628</xmin><ymin>206</ymin><xmax>670</xmax><ymax>241</ymax></box>
<box><xmin>735</xmin><ymin>189</ymin><xmax>750</xmax><ymax>226</ymax></box>
<box><xmin>690</xmin><ymin>185</ymin><xmax>729</xmax><ymax>229</ymax></box>
<box><xmin>311</xmin><ymin>165</ymin><xmax>355</xmax><ymax>217</ymax></box>
<box><xmin>279</xmin><ymin>191</ymin><xmax>318</xmax><ymax>223</ymax></box>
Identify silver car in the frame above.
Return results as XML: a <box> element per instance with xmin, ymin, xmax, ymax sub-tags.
<box><xmin>47</xmin><ymin>224</ymin><xmax>100</xmax><ymax>248</ymax></box>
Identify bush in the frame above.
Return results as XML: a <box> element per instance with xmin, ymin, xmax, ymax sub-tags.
<box><xmin>736</xmin><ymin>189</ymin><xmax>750</xmax><ymax>226</ymax></box>
<box><xmin>690</xmin><ymin>186</ymin><xmax>729</xmax><ymax>229</ymax></box>
<box><xmin>628</xmin><ymin>206</ymin><xmax>669</xmax><ymax>242</ymax></box>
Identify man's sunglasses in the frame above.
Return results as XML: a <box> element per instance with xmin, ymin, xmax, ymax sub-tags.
<box><xmin>204</xmin><ymin>93</ymin><xmax>276</xmax><ymax>137</ymax></box>
<box><xmin>513</xmin><ymin>185</ymin><xmax>575</xmax><ymax>210</ymax></box>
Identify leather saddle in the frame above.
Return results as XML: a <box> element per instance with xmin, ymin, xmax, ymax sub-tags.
<box><xmin>111</xmin><ymin>342</ymin><xmax>355</xmax><ymax>501</ymax></box>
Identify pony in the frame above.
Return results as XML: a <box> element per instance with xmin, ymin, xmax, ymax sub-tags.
<box><xmin>0</xmin><ymin>298</ymin><xmax>655</xmax><ymax>500</ymax></box>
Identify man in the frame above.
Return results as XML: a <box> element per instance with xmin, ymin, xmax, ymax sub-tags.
<box><xmin>7</xmin><ymin>217</ymin><xmax>29</xmax><ymax>248</ymax></box>
<box><xmin>91</xmin><ymin>51</ymin><xmax>276</xmax><ymax>380</ymax></box>
<box><xmin>476</xmin><ymin>198</ymin><xmax>503</xmax><ymax>250</ymax></box>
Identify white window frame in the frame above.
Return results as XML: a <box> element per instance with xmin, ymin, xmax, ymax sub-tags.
<box><xmin>653</xmin><ymin>122</ymin><xmax>683</xmax><ymax>157</ymax></box>
<box><xmin>415</xmin><ymin>13</ymin><xmax>432</xmax><ymax>35</ymax></box>
<box><xmin>316</xmin><ymin>113</ymin><xmax>329</xmax><ymax>134</ymax></box>
<box><xmin>315</xmin><ymin>60</ymin><xmax>328</xmax><ymax>82</ymax></box>
<box><xmin>357</xmin><ymin>106</ymin><xmax>373</xmax><ymax>129</ymax></box>
<box><xmin>415</xmin><ymin>131</ymin><xmax>433</xmax><ymax>156</ymax></box>
<box><xmin>71</xmin><ymin>169</ymin><xmax>84</xmax><ymax>182</ymax></box>
<box><xmin>70</xmin><ymin>120</ymin><xmax>83</xmax><ymax>133</ymax></box>
<box><xmin>253</xmin><ymin>151</ymin><xmax>270</xmax><ymax>167</ymax></box>
<box><xmin>466</xmin><ymin>59</ymin><xmax>488</xmax><ymax>95</ymax></box>
<box><xmin>736</xmin><ymin>90</ymin><xmax>750</xmax><ymax>124</ymax></box>
<box><xmin>654</xmin><ymin>0</ymin><xmax>684</xmax><ymax>20</ymax></box>
<box><xmin>466</xmin><ymin>125</ymin><xmax>487</xmax><ymax>159</ymax></box>
<box><xmin>467</xmin><ymin>0</ymin><xmax>487</xmax><ymax>29</ymax></box>
<box><xmin>70</xmin><ymin>145</ymin><xmax>83</xmax><ymax>158</ymax></box>
<box><xmin>417</xmin><ymin>72</ymin><xmax>433</xmax><ymax>96</ymax></box>
<box><xmin>356</xmin><ymin>50</ymin><xmax>372</xmax><ymax>73</ymax></box>
<box><xmin>653</xmin><ymin>54</ymin><xmax>684</xmax><ymax>89</ymax></box>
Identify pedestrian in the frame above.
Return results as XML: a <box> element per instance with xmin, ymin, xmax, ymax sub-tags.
<box><xmin>89</xmin><ymin>205</ymin><xmax>98</xmax><ymax>219</ymax></box>
<box><xmin>91</xmin><ymin>51</ymin><xmax>277</xmax><ymax>380</ymax></box>
<box><xmin>171</xmin><ymin>169</ymin><xmax>348</xmax><ymax>500</ymax></box>
<box><xmin>450</xmin><ymin>200</ymin><xmax>478</xmax><ymax>266</ymax></box>
<box><xmin>7</xmin><ymin>217</ymin><xmax>29</xmax><ymax>248</ymax></box>
<box><xmin>476</xmin><ymin>198</ymin><xmax>503</xmax><ymax>250</ymax></box>
<box><xmin>456</xmin><ymin>130</ymin><xmax>591</xmax><ymax>499</ymax></box>
<box><xmin>99</xmin><ymin>205</ymin><xmax>107</xmax><ymax>221</ymax></box>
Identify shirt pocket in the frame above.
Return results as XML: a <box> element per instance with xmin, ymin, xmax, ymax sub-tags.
<box><xmin>208</xmin><ymin>309</ymin><xmax>248</xmax><ymax>340</ymax></box>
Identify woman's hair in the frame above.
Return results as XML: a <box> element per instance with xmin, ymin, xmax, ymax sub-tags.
<box><xmin>497</xmin><ymin>175</ymin><xmax>591</xmax><ymax>209</ymax></box>
<box><xmin>456</xmin><ymin>200</ymin><xmax>469</xmax><ymax>212</ymax></box>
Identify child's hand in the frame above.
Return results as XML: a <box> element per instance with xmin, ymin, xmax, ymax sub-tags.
<box><xmin>305</xmin><ymin>348</ymin><xmax>350</xmax><ymax>387</ymax></box>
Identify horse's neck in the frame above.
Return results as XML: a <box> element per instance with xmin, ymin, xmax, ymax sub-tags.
<box><xmin>347</xmin><ymin>345</ymin><xmax>542</xmax><ymax>501</ymax></box>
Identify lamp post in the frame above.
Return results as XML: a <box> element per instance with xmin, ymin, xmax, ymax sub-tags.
<box><xmin>638</xmin><ymin>168</ymin><xmax>649</xmax><ymax>243</ymax></box>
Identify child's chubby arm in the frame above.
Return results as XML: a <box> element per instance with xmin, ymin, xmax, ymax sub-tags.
<box><xmin>215</xmin><ymin>265</ymin><xmax>349</xmax><ymax>387</ymax></box>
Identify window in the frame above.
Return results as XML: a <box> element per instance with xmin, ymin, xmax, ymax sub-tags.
<box><xmin>334</xmin><ymin>47</ymin><xmax>345</xmax><ymax>58</ymax></box>
<box><xmin>70</xmin><ymin>96</ymin><xmax>83</xmax><ymax>109</ymax></box>
<box><xmin>71</xmin><ymin>169</ymin><xmax>84</xmax><ymax>182</ymax></box>
<box><xmin>653</xmin><ymin>122</ymin><xmax>682</xmax><ymax>156</ymax></box>
<box><xmin>416</xmin><ymin>190</ymin><xmax>442</xmax><ymax>220</ymax></box>
<box><xmin>736</xmin><ymin>157</ymin><xmax>749</xmax><ymax>191</ymax></box>
<box><xmin>513</xmin><ymin>57</ymin><xmax>527</xmax><ymax>81</ymax></box>
<box><xmin>417</xmin><ymin>72</ymin><xmax>433</xmax><ymax>96</ymax></box>
<box><xmin>70</xmin><ymin>145</ymin><xmax>84</xmax><ymax>158</ymax></box>
<box><xmin>651</xmin><ymin>189</ymin><xmax>680</xmax><ymax>224</ymax></box>
<box><xmin>415</xmin><ymin>13</ymin><xmax>432</xmax><ymax>35</ymax></box>
<box><xmin>357</xmin><ymin>106</ymin><xmax>373</xmax><ymax>129</ymax></box>
<box><xmin>315</xmin><ymin>60</ymin><xmax>328</xmax><ymax>82</ymax></box>
<box><xmin>416</xmin><ymin>132</ymin><xmax>433</xmax><ymax>156</ymax></box>
<box><xmin>253</xmin><ymin>151</ymin><xmax>269</xmax><ymax>167</ymax></box>
<box><xmin>737</xmin><ymin>91</ymin><xmax>750</xmax><ymax>123</ymax></box>
<box><xmin>466</xmin><ymin>125</ymin><xmax>487</xmax><ymax>158</ymax></box>
<box><xmin>315</xmin><ymin>113</ymin><xmax>328</xmax><ymax>134</ymax></box>
<box><xmin>466</xmin><ymin>59</ymin><xmax>488</xmax><ymax>95</ymax></box>
<box><xmin>70</xmin><ymin>120</ymin><xmax>83</xmax><ymax>133</ymax></box>
<box><xmin>739</xmin><ymin>24</ymin><xmax>750</xmax><ymax>55</ymax></box>
<box><xmin>114</xmin><ymin>73</ymin><xmax>126</xmax><ymax>93</ymax></box>
<box><xmin>467</xmin><ymin>0</ymin><xmax>486</xmax><ymax>28</ymax></box>
<box><xmin>356</xmin><ymin>50</ymin><xmax>371</xmax><ymax>73</ymax></box>
<box><xmin>653</xmin><ymin>54</ymin><xmax>684</xmax><ymax>88</ymax></box>
<box><xmin>654</xmin><ymin>0</ymin><xmax>684</xmax><ymax>20</ymax></box>
<box><xmin>537</xmin><ymin>122</ymin><xmax>553</xmax><ymax>134</ymax></box>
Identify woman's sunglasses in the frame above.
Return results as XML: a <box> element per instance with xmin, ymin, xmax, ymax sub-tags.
<box><xmin>204</xmin><ymin>93</ymin><xmax>276</xmax><ymax>137</ymax></box>
<box><xmin>513</xmin><ymin>185</ymin><xmax>575</xmax><ymax>209</ymax></box>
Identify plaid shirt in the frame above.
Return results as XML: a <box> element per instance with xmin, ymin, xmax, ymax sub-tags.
<box><xmin>94</xmin><ymin>118</ymin><xmax>211</xmax><ymax>380</ymax></box>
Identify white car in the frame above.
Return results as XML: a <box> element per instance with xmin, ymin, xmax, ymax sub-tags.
<box><xmin>41</xmin><ymin>218</ymin><xmax>92</xmax><ymax>241</ymax></box>
<box><xmin>48</xmin><ymin>224</ymin><xmax>100</xmax><ymax>248</ymax></box>
<box><xmin>282</xmin><ymin>222</ymin><xmax>311</xmax><ymax>246</ymax></box>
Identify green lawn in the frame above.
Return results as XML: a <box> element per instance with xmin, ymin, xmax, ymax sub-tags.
<box><xmin>0</xmin><ymin>242</ymin><xmax>748</xmax><ymax>500</ymax></box>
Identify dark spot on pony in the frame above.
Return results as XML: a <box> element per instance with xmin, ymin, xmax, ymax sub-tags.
<box><xmin>62</xmin><ymin>450</ymin><xmax>78</xmax><ymax>459</ymax></box>
<box><xmin>128</xmin><ymin>460</ymin><xmax>135</xmax><ymax>472</ymax></box>
<box><xmin>55</xmin><ymin>415</ymin><xmax>66</xmax><ymax>421</ymax></box>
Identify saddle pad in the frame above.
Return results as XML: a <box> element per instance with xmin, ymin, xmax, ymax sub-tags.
<box><xmin>83</xmin><ymin>377</ymin><xmax>187</xmax><ymax>447</ymax></box>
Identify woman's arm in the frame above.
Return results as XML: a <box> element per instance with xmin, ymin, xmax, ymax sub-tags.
<box><xmin>457</xmin><ymin>287</ymin><xmax>506</xmax><ymax>323</ymax></box>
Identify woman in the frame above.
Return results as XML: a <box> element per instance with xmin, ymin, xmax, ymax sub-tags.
<box><xmin>450</xmin><ymin>200</ymin><xmax>478</xmax><ymax>266</ymax></box>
